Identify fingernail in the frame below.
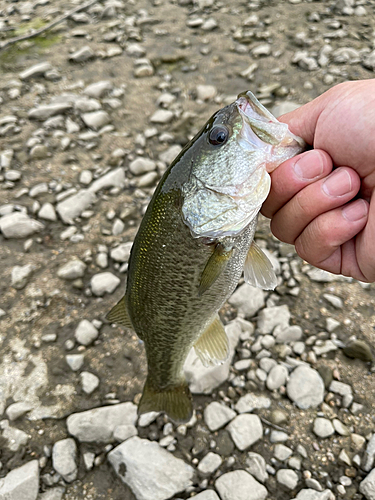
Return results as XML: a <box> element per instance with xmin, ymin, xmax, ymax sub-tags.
<box><xmin>293</xmin><ymin>150</ymin><xmax>324</xmax><ymax>181</ymax></box>
<box><xmin>322</xmin><ymin>168</ymin><xmax>352</xmax><ymax>197</ymax></box>
<box><xmin>342</xmin><ymin>199</ymin><xmax>368</xmax><ymax>222</ymax></box>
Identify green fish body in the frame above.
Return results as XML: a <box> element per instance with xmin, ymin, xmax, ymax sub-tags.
<box><xmin>107</xmin><ymin>91</ymin><xmax>305</xmax><ymax>422</ymax></box>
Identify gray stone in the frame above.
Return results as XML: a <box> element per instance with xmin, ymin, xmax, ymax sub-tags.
<box><xmin>196</xmin><ymin>85</ymin><xmax>217</xmax><ymax>101</ymax></box>
<box><xmin>80</xmin><ymin>371</ymin><xmax>99</xmax><ymax>394</ymax></box>
<box><xmin>360</xmin><ymin>468</ymin><xmax>375</xmax><ymax>500</ymax></box>
<box><xmin>266</xmin><ymin>365</ymin><xmax>288</xmax><ymax>390</ymax></box>
<box><xmin>88</xmin><ymin>167</ymin><xmax>125</xmax><ymax>193</ymax></box>
<box><xmin>197</xmin><ymin>452</ymin><xmax>222</xmax><ymax>475</ymax></box>
<box><xmin>287</xmin><ymin>366</ymin><xmax>324</xmax><ymax>409</ymax></box>
<box><xmin>227</xmin><ymin>414</ymin><xmax>263</xmax><ymax>451</ymax></box>
<box><xmin>129</xmin><ymin>157</ymin><xmax>156</xmax><ymax>175</ymax></box>
<box><xmin>6</xmin><ymin>401</ymin><xmax>33</xmax><ymax>421</ymax></box>
<box><xmin>246</xmin><ymin>452</ymin><xmax>268</xmax><ymax>483</ymax></box>
<box><xmin>28</xmin><ymin>103</ymin><xmax>72</xmax><ymax>120</ymax></box>
<box><xmin>0</xmin><ymin>212</ymin><xmax>44</xmax><ymax>238</ymax></box>
<box><xmin>66</xmin><ymin>354</ymin><xmax>84</xmax><ymax>372</ymax></box>
<box><xmin>363</xmin><ymin>51</ymin><xmax>375</xmax><ymax>71</ymax></box>
<box><xmin>159</xmin><ymin>145</ymin><xmax>182</xmax><ymax>165</ymax></box>
<box><xmin>81</xmin><ymin>111</ymin><xmax>110</xmax><ymax>129</ymax></box>
<box><xmin>0</xmin><ymin>460</ymin><xmax>39</xmax><ymax>500</ymax></box>
<box><xmin>364</xmin><ymin>435</ymin><xmax>375</xmax><ymax>472</ymax></box>
<box><xmin>216</xmin><ymin>470</ymin><xmax>268</xmax><ymax>500</ymax></box>
<box><xmin>90</xmin><ymin>272</ymin><xmax>120</xmax><ymax>296</ymax></box>
<box><xmin>294</xmin><ymin>490</ymin><xmax>335</xmax><ymax>500</ymax></box>
<box><xmin>150</xmin><ymin>109</ymin><xmax>174</xmax><ymax>124</ymax></box>
<box><xmin>84</xmin><ymin>81</ymin><xmax>112</xmax><ymax>98</ymax></box>
<box><xmin>38</xmin><ymin>486</ymin><xmax>65</xmax><ymax>500</ymax></box>
<box><xmin>257</xmin><ymin>305</ymin><xmax>290</xmax><ymax>334</ymax></box>
<box><xmin>252</xmin><ymin>43</ymin><xmax>271</xmax><ymax>57</ymax></box>
<box><xmin>1</xmin><ymin>420</ymin><xmax>29</xmax><ymax>451</ymax></box>
<box><xmin>52</xmin><ymin>438</ymin><xmax>77</xmax><ymax>483</ymax></box>
<box><xmin>11</xmin><ymin>264</ymin><xmax>34</xmax><ymax>289</ymax></box>
<box><xmin>29</xmin><ymin>183</ymin><xmax>48</xmax><ymax>198</ymax></box>
<box><xmin>19</xmin><ymin>62</ymin><xmax>52</xmax><ymax>80</ymax></box>
<box><xmin>69</xmin><ymin>45</ymin><xmax>95</xmax><ymax>62</ymax></box>
<box><xmin>67</xmin><ymin>402</ymin><xmax>137</xmax><ymax>442</ymax></box>
<box><xmin>57</xmin><ymin>259</ymin><xmax>86</xmax><ymax>280</ymax></box>
<box><xmin>29</xmin><ymin>145</ymin><xmax>48</xmax><ymax>159</ymax></box>
<box><xmin>332</xmin><ymin>419</ymin><xmax>350</xmax><ymax>436</ymax></box>
<box><xmin>56</xmin><ymin>189</ymin><xmax>96</xmax><ymax>223</ymax></box>
<box><xmin>184</xmin><ymin>320</ymin><xmax>241</xmax><ymax>394</ymax></box>
<box><xmin>234</xmin><ymin>393</ymin><xmax>271</xmax><ymax>413</ymax></box>
<box><xmin>277</xmin><ymin>469</ymin><xmax>299</xmax><ymax>489</ymax></box>
<box><xmin>38</xmin><ymin>203</ymin><xmax>57</xmax><ymax>221</ymax></box>
<box><xmin>329</xmin><ymin>380</ymin><xmax>352</xmax><ymax>396</ymax></box>
<box><xmin>193</xmin><ymin>491</ymin><xmax>220</xmax><ymax>500</ymax></box>
<box><xmin>80</xmin><ymin>170</ymin><xmax>93</xmax><ymax>185</ymax></box>
<box><xmin>136</xmin><ymin>171</ymin><xmax>158</xmax><ymax>188</ymax></box>
<box><xmin>323</xmin><ymin>293</ymin><xmax>343</xmax><ymax>308</ymax></box>
<box><xmin>274</xmin><ymin>325</ymin><xmax>302</xmax><ymax>343</ymax></box>
<box><xmin>228</xmin><ymin>283</ymin><xmax>265</xmax><ymax>318</ymax></box>
<box><xmin>108</xmin><ymin>436</ymin><xmax>194</xmax><ymax>500</ymax></box>
<box><xmin>113</xmin><ymin>424</ymin><xmax>138</xmax><ymax>442</ymax></box>
<box><xmin>75</xmin><ymin>98</ymin><xmax>101</xmax><ymax>112</ymax></box>
<box><xmin>74</xmin><ymin>319</ymin><xmax>98</xmax><ymax>345</ymax></box>
<box><xmin>270</xmin><ymin>431</ymin><xmax>289</xmax><ymax>443</ymax></box>
<box><xmin>204</xmin><ymin>402</ymin><xmax>236</xmax><ymax>431</ymax></box>
<box><xmin>110</xmin><ymin>242</ymin><xmax>133</xmax><ymax>262</ymax></box>
<box><xmin>112</xmin><ymin>219</ymin><xmax>125</xmax><ymax>236</ymax></box>
<box><xmin>274</xmin><ymin>444</ymin><xmax>293</xmax><ymax>461</ymax></box>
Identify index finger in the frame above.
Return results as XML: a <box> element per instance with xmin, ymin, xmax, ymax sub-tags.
<box><xmin>261</xmin><ymin>149</ymin><xmax>333</xmax><ymax>219</ymax></box>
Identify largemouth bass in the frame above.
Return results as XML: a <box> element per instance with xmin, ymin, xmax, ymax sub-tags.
<box><xmin>107</xmin><ymin>91</ymin><xmax>305</xmax><ymax>423</ymax></box>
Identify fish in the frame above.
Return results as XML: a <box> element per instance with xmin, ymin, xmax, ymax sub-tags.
<box><xmin>107</xmin><ymin>91</ymin><xmax>305</xmax><ymax>423</ymax></box>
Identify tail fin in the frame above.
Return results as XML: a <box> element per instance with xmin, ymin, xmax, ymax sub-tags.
<box><xmin>138</xmin><ymin>377</ymin><xmax>193</xmax><ymax>424</ymax></box>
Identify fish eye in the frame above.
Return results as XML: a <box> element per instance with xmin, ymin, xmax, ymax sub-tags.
<box><xmin>209</xmin><ymin>126</ymin><xmax>229</xmax><ymax>146</ymax></box>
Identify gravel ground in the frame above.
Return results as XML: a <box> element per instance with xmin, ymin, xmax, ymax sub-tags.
<box><xmin>0</xmin><ymin>0</ymin><xmax>375</xmax><ymax>499</ymax></box>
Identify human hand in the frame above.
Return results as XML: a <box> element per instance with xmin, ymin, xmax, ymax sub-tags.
<box><xmin>262</xmin><ymin>80</ymin><xmax>375</xmax><ymax>282</ymax></box>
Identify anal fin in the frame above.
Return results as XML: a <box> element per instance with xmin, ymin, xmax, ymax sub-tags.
<box><xmin>198</xmin><ymin>243</ymin><xmax>233</xmax><ymax>296</ymax></box>
<box><xmin>194</xmin><ymin>315</ymin><xmax>229</xmax><ymax>367</ymax></box>
<box><xmin>106</xmin><ymin>296</ymin><xmax>133</xmax><ymax>329</ymax></box>
<box><xmin>138</xmin><ymin>377</ymin><xmax>193</xmax><ymax>424</ymax></box>
<box><xmin>244</xmin><ymin>241</ymin><xmax>277</xmax><ymax>290</ymax></box>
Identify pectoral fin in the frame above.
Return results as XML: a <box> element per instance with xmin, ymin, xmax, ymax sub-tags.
<box><xmin>194</xmin><ymin>315</ymin><xmax>229</xmax><ymax>367</ymax></box>
<box><xmin>244</xmin><ymin>241</ymin><xmax>277</xmax><ymax>290</ymax></box>
<box><xmin>106</xmin><ymin>296</ymin><xmax>133</xmax><ymax>329</ymax></box>
<box><xmin>198</xmin><ymin>243</ymin><xmax>233</xmax><ymax>296</ymax></box>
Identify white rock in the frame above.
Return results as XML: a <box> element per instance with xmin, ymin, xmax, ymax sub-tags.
<box><xmin>6</xmin><ymin>401</ymin><xmax>33</xmax><ymax>421</ymax></box>
<box><xmin>108</xmin><ymin>436</ymin><xmax>194</xmax><ymax>500</ymax></box>
<box><xmin>19</xmin><ymin>62</ymin><xmax>52</xmax><ymax>80</ymax></box>
<box><xmin>81</xmin><ymin>110</ymin><xmax>110</xmax><ymax>129</ymax></box>
<box><xmin>293</xmin><ymin>489</ymin><xmax>336</xmax><ymax>500</ymax></box>
<box><xmin>88</xmin><ymin>167</ymin><xmax>125</xmax><ymax>193</ymax></box>
<box><xmin>38</xmin><ymin>486</ymin><xmax>65</xmax><ymax>500</ymax></box>
<box><xmin>0</xmin><ymin>460</ymin><xmax>39</xmax><ymax>500</ymax></box>
<box><xmin>67</xmin><ymin>402</ymin><xmax>137</xmax><ymax>442</ymax></box>
<box><xmin>215</xmin><ymin>470</ymin><xmax>268</xmax><ymax>500</ymax></box>
<box><xmin>287</xmin><ymin>366</ymin><xmax>324</xmax><ymax>409</ymax></box>
<box><xmin>90</xmin><ymin>272</ymin><xmax>120</xmax><ymax>296</ymax></box>
<box><xmin>329</xmin><ymin>380</ymin><xmax>352</xmax><ymax>396</ymax></box>
<box><xmin>75</xmin><ymin>98</ymin><xmax>101</xmax><ymax>112</ymax></box>
<box><xmin>52</xmin><ymin>438</ymin><xmax>77</xmax><ymax>482</ymax></box>
<box><xmin>257</xmin><ymin>305</ymin><xmax>290</xmax><ymax>333</ymax></box>
<box><xmin>57</xmin><ymin>259</ymin><xmax>86</xmax><ymax>280</ymax></box>
<box><xmin>266</xmin><ymin>364</ymin><xmax>288</xmax><ymax>390</ymax></box>
<box><xmin>246</xmin><ymin>452</ymin><xmax>268</xmax><ymax>483</ymax></box>
<box><xmin>360</xmin><ymin>468</ymin><xmax>375</xmax><ymax>500</ymax></box>
<box><xmin>136</xmin><ymin>171</ymin><xmax>158</xmax><ymax>188</ymax></box>
<box><xmin>1</xmin><ymin>420</ymin><xmax>29</xmax><ymax>451</ymax></box>
<box><xmin>56</xmin><ymin>189</ymin><xmax>96</xmax><ymax>223</ymax></box>
<box><xmin>277</xmin><ymin>469</ymin><xmax>299</xmax><ymax>489</ymax></box>
<box><xmin>84</xmin><ymin>80</ymin><xmax>112</xmax><ymax>98</ymax></box>
<box><xmin>80</xmin><ymin>371</ymin><xmax>100</xmax><ymax>394</ymax></box>
<box><xmin>234</xmin><ymin>393</ymin><xmax>271</xmax><ymax>413</ymax></box>
<box><xmin>197</xmin><ymin>452</ymin><xmax>222</xmax><ymax>475</ymax></box>
<box><xmin>274</xmin><ymin>325</ymin><xmax>302</xmax><ymax>343</ymax></box>
<box><xmin>0</xmin><ymin>212</ymin><xmax>44</xmax><ymax>238</ymax></box>
<box><xmin>38</xmin><ymin>202</ymin><xmax>57</xmax><ymax>221</ymax></box>
<box><xmin>274</xmin><ymin>444</ymin><xmax>293</xmax><ymax>461</ymax></box>
<box><xmin>228</xmin><ymin>283</ymin><xmax>265</xmax><ymax>318</ymax></box>
<box><xmin>113</xmin><ymin>424</ymin><xmax>138</xmax><ymax>442</ymax></box>
<box><xmin>150</xmin><ymin>109</ymin><xmax>174</xmax><ymax>124</ymax></box>
<box><xmin>159</xmin><ymin>145</ymin><xmax>182</xmax><ymax>165</ymax></box>
<box><xmin>11</xmin><ymin>264</ymin><xmax>33</xmax><ymax>289</ymax></box>
<box><xmin>110</xmin><ymin>242</ymin><xmax>133</xmax><ymax>262</ymax></box>
<box><xmin>196</xmin><ymin>85</ymin><xmax>217</xmax><ymax>101</ymax></box>
<box><xmin>28</xmin><ymin>103</ymin><xmax>72</xmax><ymax>120</ymax></box>
<box><xmin>69</xmin><ymin>45</ymin><xmax>95</xmax><ymax>62</ymax></box>
<box><xmin>66</xmin><ymin>354</ymin><xmax>84</xmax><ymax>372</ymax></box>
<box><xmin>80</xmin><ymin>170</ymin><xmax>93</xmax><ymax>185</ymax></box>
<box><xmin>193</xmin><ymin>491</ymin><xmax>220</xmax><ymax>500</ymax></box>
<box><xmin>204</xmin><ymin>402</ymin><xmax>236</xmax><ymax>431</ymax></box>
<box><xmin>112</xmin><ymin>218</ymin><xmax>125</xmax><ymax>235</ymax></box>
<box><xmin>227</xmin><ymin>414</ymin><xmax>263</xmax><ymax>451</ymax></box>
<box><xmin>75</xmin><ymin>319</ymin><xmax>99</xmax><ymax>345</ymax></box>
<box><xmin>129</xmin><ymin>157</ymin><xmax>156</xmax><ymax>175</ymax></box>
